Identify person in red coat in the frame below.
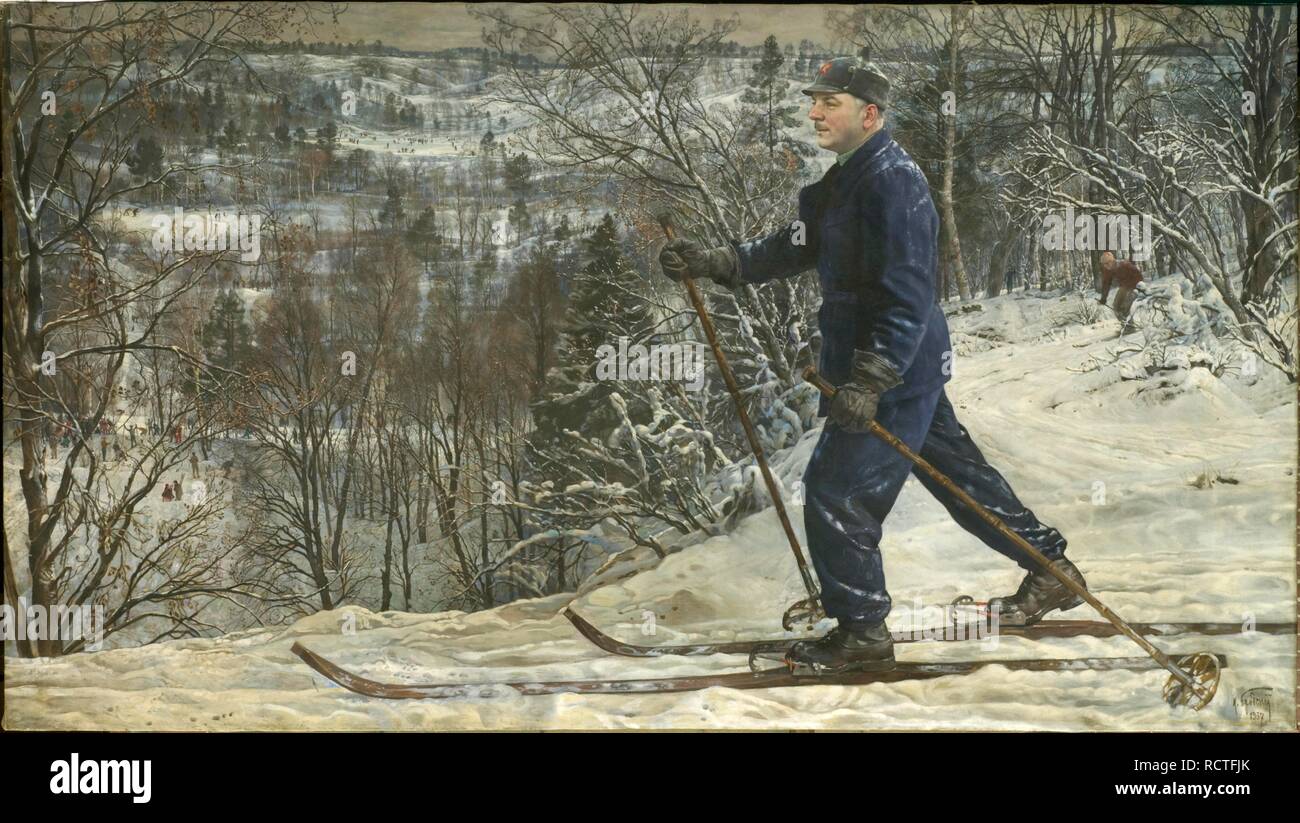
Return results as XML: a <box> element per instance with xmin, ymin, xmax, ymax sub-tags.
<box><xmin>1099</xmin><ymin>251</ymin><xmax>1143</xmax><ymax>322</ymax></box>
<box><xmin>161</xmin><ymin>482</ymin><xmax>174</xmax><ymax>502</ymax></box>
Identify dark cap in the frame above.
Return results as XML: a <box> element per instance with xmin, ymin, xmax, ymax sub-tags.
<box><xmin>802</xmin><ymin>57</ymin><xmax>890</xmax><ymax>110</ymax></box>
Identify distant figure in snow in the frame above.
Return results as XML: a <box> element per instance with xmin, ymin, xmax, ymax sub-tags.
<box><xmin>162</xmin><ymin>482</ymin><xmax>174</xmax><ymax>502</ymax></box>
<box><xmin>190</xmin><ymin>450</ymin><xmax>200</xmax><ymax>479</ymax></box>
<box><xmin>1099</xmin><ymin>251</ymin><xmax>1143</xmax><ymax>323</ymax></box>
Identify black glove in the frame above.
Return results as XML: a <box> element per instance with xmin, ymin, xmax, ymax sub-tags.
<box><xmin>659</xmin><ymin>238</ymin><xmax>741</xmax><ymax>289</ymax></box>
<box><xmin>829</xmin><ymin>350</ymin><xmax>903</xmax><ymax>432</ymax></box>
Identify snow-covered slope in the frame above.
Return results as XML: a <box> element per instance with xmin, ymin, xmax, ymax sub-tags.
<box><xmin>5</xmin><ymin>288</ymin><xmax>1294</xmax><ymax>730</ymax></box>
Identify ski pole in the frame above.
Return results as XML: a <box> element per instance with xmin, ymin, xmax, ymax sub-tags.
<box><xmin>802</xmin><ymin>365</ymin><xmax>1221</xmax><ymax>709</ymax></box>
<box><xmin>658</xmin><ymin>214</ymin><xmax>823</xmax><ymax>631</ymax></box>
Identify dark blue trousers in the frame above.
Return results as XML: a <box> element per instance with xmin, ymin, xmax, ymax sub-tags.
<box><xmin>802</xmin><ymin>387</ymin><xmax>1068</xmax><ymax>627</ymax></box>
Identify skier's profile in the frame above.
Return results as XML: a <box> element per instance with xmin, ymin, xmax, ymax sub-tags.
<box><xmin>659</xmin><ymin>56</ymin><xmax>1088</xmax><ymax>674</ymax></box>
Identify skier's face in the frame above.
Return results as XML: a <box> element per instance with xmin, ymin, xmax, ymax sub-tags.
<box><xmin>808</xmin><ymin>93</ymin><xmax>879</xmax><ymax>154</ymax></box>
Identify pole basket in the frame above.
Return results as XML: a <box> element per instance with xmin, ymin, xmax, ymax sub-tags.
<box><xmin>1162</xmin><ymin>652</ymin><xmax>1221</xmax><ymax>711</ymax></box>
<box><xmin>782</xmin><ymin>595</ymin><xmax>826</xmax><ymax>632</ymax></box>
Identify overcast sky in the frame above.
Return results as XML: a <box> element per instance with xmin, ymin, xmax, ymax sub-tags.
<box><xmin>309</xmin><ymin>3</ymin><xmax>851</xmax><ymax>53</ymax></box>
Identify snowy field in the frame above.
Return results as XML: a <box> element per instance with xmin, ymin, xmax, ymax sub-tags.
<box><xmin>5</xmin><ymin>287</ymin><xmax>1295</xmax><ymax>730</ymax></box>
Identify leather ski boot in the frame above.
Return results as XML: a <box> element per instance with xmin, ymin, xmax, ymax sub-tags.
<box><xmin>989</xmin><ymin>558</ymin><xmax>1088</xmax><ymax>626</ymax></box>
<box><xmin>784</xmin><ymin>621</ymin><xmax>895</xmax><ymax>674</ymax></box>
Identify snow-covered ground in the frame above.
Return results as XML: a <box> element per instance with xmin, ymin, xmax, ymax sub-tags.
<box><xmin>5</xmin><ymin>287</ymin><xmax>1295</xmax><ymax>730</ymax></box>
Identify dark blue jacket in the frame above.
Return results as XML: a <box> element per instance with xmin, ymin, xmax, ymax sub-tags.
<box><xmin>732</xmin><ymin>128</ymin><xmax>951</xmax><ymax>416</ymax></box>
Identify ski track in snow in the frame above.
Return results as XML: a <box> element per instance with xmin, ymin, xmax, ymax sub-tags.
<box><xmin>5</xmin><ymin>290</ymin><xmax>1295</xmax><ymax>730</ymax></box>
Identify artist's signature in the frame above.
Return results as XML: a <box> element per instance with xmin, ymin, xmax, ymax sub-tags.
<box><xmin>1232</xmin><ymin>687</ymin><xmax>1272</xmax><ymax>727</ymax></box>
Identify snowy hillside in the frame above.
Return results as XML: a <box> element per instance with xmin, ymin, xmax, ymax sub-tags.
<box><xmin>5</xmin><ymin>286</ymin><xmax>1294</xmax><ymax>730</ymax></box>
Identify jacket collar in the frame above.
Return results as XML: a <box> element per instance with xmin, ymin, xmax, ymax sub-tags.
<box><xmin>830</xmin><ymin>126</ymin><xmax>892</xmax><ymax>189</ymax></box>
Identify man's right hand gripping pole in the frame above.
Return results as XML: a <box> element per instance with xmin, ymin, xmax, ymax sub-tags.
<box><xmin>658</xmin><ymin>238</ymin><xmax>743</xmax><ymax>290</ymax></box>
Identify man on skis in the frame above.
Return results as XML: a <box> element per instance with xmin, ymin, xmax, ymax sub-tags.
<box><xmin>658</xmin><ymin>57</ymin><xmax>1088</xmax><ymax>674</ymax></box>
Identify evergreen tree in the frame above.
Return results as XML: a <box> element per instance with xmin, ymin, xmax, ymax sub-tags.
<box><xmin>315</xmin><ymin>120</ymin><xmax>338</xmax><ymax>157</ymax></box>
<box><xmin>521</xmin><ymin>216</ymin><xmax>724</xmax><ymax>568</ymax></box>
<box><xmin>553</xmin><ymin>214</ymin><xmax>572</xmax><ymax>243</ymax></box>
<box><xmin>201</xmin><ymin>289</ymin><xmax>252</xmax><ymax>371</ymax></box>
<box><xmin>530</xmin><ymin>214</ymin><xmax>653</xmax><ymax>442</ymax></box>
<box><xmin>503</xmin><ymin>153</ymin><xmax>532</xmax><ymax>199</ymax></box>
<box><xmin>201</xmin><ymin>86</ymin><xmax>214</xmax><ymax>130</ymax></box>
<box><xmin>222</xmin><ymin>119</ymin><xmax>241</xmax><ymax>150</ymax></box>
<box><xmin>407</xmin><ymin>206</ymin><xmax>440</xmax><ymax>273</ymax></box>
<box><xmin>127</xmin><ymin>135</ymin><xmax>163</xmax><ymax>178</ymax></box>
<box><xmin>472</xmin><ymin>249</ymin><xmax>496</xmax><ymax>305</ymax></box>
<box><xmin>380</xmin><ymin>181</ymin><xmax>405</xmax><ymax>228</ymax></box>
<box><xmin>479</xmin><ymin>130</ymin><xmax>498</xmax><ymax>197</ymax></box>
<box><xmin>508</xmin><ymin>198</ymin><xmax>530</xmax><ymax>244</ymax></box>
<box><xmin>740</xmin><ymin>35</ymin><xmax>805</xmax><ymax>160</ymax></box>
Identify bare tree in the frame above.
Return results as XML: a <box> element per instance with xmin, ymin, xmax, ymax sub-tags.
<box><xmin>1</xmin><ymin>2</ymin><xmax>316</xmax><ymax>655</ymax></box>
<box><xmin>236</xmin><ymin>222</ymin><xmax>357</xmax><ymax>615</ymax></box>
<box><xmin>1008</xmin><ymin>114</ymin><xmax>1295</xmax><ymax>379</ymax></box>
<box><xmin>1134</xmin><ymin>5</ymin><xmax>1296</xmax><ymax>308</ymax></box>
<box><xmin>982</xmin><ymin>6</ymin><xmax>1163</xmax><ymax>291</ymax></box>
<box><xmin>474</xmin><ymin>4</ymin><xmax>818</xmax><ymax>448</ymax></box>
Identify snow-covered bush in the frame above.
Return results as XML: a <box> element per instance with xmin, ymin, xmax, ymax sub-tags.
<box><xmin>1129</xmin><ymin>277</ymin><xmax>1234</xmax><ymax>345</ymax></box>
<box><xmin>1052</xmin><ymin>293</ymin><xmax>1109</xmax><ymax>327</ymax></box>
<box><xmin>523</xmin><ymin>385</ymin><xmax>728</xmax><ymax>562</ymax></box>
